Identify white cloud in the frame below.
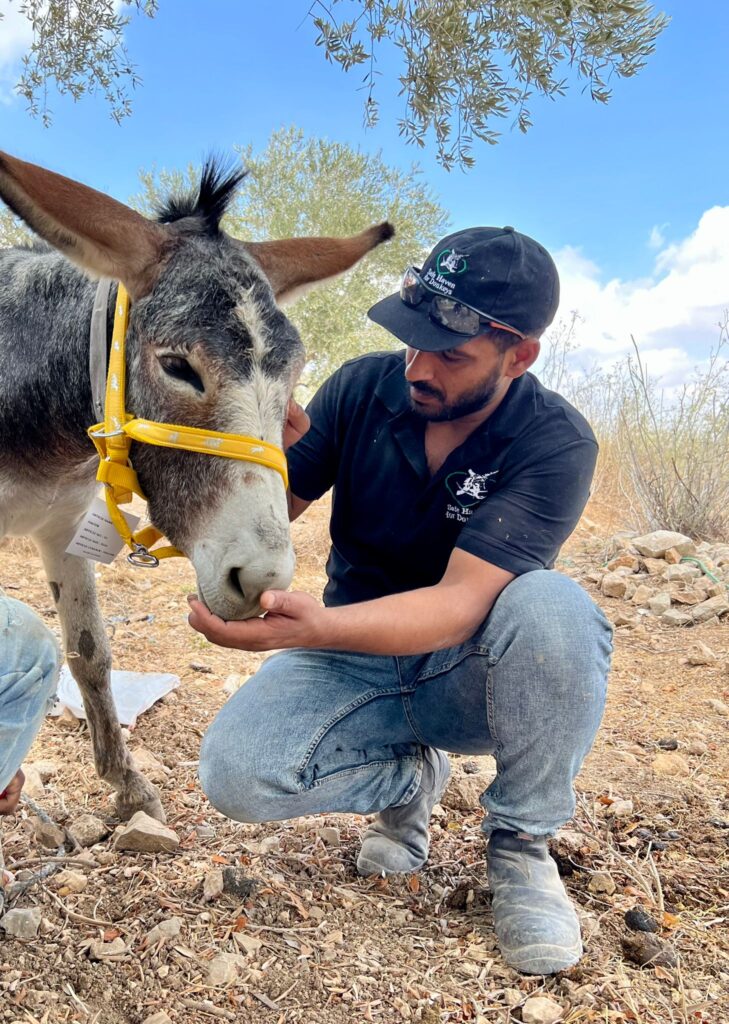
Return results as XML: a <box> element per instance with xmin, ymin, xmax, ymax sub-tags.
<box><xmin>553</xmin><ymin>207</ymin><xmax>729</xmax><ymax>384</ymax></box>
<box><xmin>648</xmin><ymin>224</ymin><xmax>667</xmax><ymax>250</ymax></box>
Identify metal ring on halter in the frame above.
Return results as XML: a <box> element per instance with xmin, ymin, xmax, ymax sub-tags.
<box><xmin>127</xmin><ymin>545</ymin><xmax>160</xmax><ymax>568</ymax></box>
<box><xmin>89</xmin><ymin>426</ymin><xmax>126</xmax><ymax>438</ymax></box>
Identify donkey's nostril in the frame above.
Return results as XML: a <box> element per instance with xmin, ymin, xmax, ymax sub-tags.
<box><xmin>228</xmin><ymin>568</ymin><xmax>246</xmax><ymax>600</ymax></box>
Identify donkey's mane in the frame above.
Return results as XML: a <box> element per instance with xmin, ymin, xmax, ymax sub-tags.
<box><xmin>155</xmin><ymin>157</ymin><xmax>247</xmax><ymax>235</ymax></box>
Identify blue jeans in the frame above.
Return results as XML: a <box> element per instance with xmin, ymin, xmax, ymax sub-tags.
<box><xmin>200</xmin><ymin>571</ymin><xmax>613</xmax><ymax>836</ymax></box>
<box><xmin>0</xmin><ymin>592</ymin><xmax>60</xmax><ymax>794</ymax></box>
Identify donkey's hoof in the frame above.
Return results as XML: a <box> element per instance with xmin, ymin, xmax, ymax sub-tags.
<box><xmin>114</xmin><ymin>786</ymin><xmax>166</xmax><ymax>824</ymax></box>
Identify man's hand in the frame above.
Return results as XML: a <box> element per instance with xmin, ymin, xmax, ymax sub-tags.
<box><xmin>0</xmin><ymin>769</ymin><xmax>25</xmax><ymax>815</ymax></box>
<box><xmin>283</xmin><ymin>399</ymin><xmax>310</xmax><ymax>451</ymax></box>
<box><xmin>187</xmin><ymin>591</ymin><xmax>329</xmax><ymax>652</ymax></box>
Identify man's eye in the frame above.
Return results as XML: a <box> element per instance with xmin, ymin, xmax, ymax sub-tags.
<box><xmin>160</xmin><ymin>356</ymin><xmax>204</xmax><ymax>393</ymax></box>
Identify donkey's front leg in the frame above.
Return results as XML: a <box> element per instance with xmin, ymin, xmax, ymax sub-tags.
<box><xmin>34</xmin><ymin>533</ymin><xmax>165</xmax><ymax>821</ymax></box>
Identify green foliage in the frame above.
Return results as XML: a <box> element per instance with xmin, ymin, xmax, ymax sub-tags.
<box><xmin>310</xmin><ymin>0</ymin><xmax>669</xmax><ymax>170</ymax></box>
<box><xmin>0</xmin><ymin>0</ymin><xmax>157</xmax><ymax>125</ymax></box>
<box><xmin>132</xmin><ymin>126</ymin><xmax>449</xmax><ymax>388</ymax></box>
<box><xmin>0</xmin><ymin>205</ymin><xmax>33</xmax><ymax>247</ymax></box>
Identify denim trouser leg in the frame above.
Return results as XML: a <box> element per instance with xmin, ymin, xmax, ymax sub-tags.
<box><xmin>199</xmin><ymin>571</ymin><xmax>612</xmax><ymax>835</ymax></box>
<box><xmin>0</xmin><ymin>592</ymin><xmax>61</xmax><ymax>794</ymax></box>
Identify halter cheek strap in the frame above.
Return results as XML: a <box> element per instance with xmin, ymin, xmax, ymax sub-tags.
<box><xmin>88</xmin><ymin>283</ymin><xmax>289</xmax><ymax>567</ymax></box>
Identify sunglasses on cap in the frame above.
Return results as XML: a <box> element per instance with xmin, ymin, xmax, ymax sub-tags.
<box><xmin>399</xmin><ymin>266</ymin><xmax>526</xmax><ymax>340</ymax></box>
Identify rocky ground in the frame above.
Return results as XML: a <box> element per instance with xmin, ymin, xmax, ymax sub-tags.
<box><xmin>0</xmin><ymin>498</ymin><xmax>727</xmax><ymax>1024</ymax></box>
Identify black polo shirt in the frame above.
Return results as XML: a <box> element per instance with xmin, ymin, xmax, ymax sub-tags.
<box><xmin>288</xmin><ymin>351</ymin><xmax>597</xmax><ymax>608</ymax></box>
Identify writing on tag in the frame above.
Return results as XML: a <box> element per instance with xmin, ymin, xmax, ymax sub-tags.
<box><xmin>65</xmin><ymin>496</ymin><xmax>140</xmax><ymax>564</ymax></box>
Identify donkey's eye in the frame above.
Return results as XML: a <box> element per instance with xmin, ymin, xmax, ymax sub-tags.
<box><xmin>159</xmin><ymin>356</ymin><xmax>204</xmax><ymax>393</ymax></box>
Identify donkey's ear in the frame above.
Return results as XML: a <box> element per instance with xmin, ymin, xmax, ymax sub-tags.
<box><xmin>245</xmin><ymin>222</ymin><xmax>395</xmax><ymax>305</ymax></box>
<box><xmin>0</xmin><ymin>151</ymin><xmax>169</xmax><ymax>300</ymax></box>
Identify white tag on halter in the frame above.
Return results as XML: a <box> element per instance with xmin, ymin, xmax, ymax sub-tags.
<box><xmin>65</xmin><ymin>496</ymin><xmax>141</xmax><ymax>564</ymax></box>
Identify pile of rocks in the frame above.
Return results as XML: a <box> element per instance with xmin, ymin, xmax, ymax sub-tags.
<box><xmin>587</xmin><ymin>530</ymin><xmax>729</xmax><ymax>627</ymax></box>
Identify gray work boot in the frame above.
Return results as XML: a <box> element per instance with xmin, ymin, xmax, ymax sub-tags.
<box><xmin>357</xmin><ymin>748</ymin><xmax>450</xmax><ymax>876</ymax></box>
<box><xmin>487</xmin><ymin>829</ymin><xmax>582</xmax><ymax>975</ymax></box>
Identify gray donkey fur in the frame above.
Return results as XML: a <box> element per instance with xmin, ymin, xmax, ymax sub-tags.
<box><xmin>0</xmin><ymin>151</ymin><xmax>393</xmax><ymax>820</ymax></box>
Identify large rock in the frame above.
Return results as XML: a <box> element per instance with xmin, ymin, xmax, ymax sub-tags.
<box><xmin>0</xmin><ymin>907</ymin><xmax>42</xmax><ymax>939</ymax></box>
<box><xmin>661</xmin><ymin>608</ymin><xmax>692</xmax><ymax>627</ymax></box>
<box><xmin>651</xmin><ymin>752</ymin><xmax>689</xmax><ymax>776</ymax></box>
<box><xmin>114</xmin><ymin>811</ymin><xmax>179</xmax><ymax>853</ymax></box>
<box><xmin>648</xmin><ymin>592</ymin><xmax>671</xmax><ymax>615</ymax></box>
<box><xmin>687</xmin><ymin>641</ymin><xmax>717</xmax><ymax>666</ymax></box>
<box><xmin>691</xmin><ymin>595</ymin><xmax>729</xmax><ymax>623</ymax></box>
<box><xmin>633</xmin><ymin>531</ymin><xmax>695</xmax><ymax>559</ymax></box>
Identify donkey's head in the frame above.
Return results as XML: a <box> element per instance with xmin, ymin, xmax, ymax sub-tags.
<box><xmin>0</xmin><ymin>151</ymin><xmax>393</xmax><ymax>619</ymax></box>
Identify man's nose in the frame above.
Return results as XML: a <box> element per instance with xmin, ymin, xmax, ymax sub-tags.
<box><xmin>405</xmin><ymin>349</ymin><xmax>435</xmax><ymax>381</ymax></box>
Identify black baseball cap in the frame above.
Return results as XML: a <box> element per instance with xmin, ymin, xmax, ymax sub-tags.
<box><xmin>368</xmin><ymin>226</ymin><xmax>560</xmax><ymax>352</ymax></box>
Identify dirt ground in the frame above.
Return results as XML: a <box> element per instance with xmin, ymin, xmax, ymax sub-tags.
<box><xmin>0</xmin><ymin>494</ymin><xmax>727</xmax><ymax>1024</ymax></box>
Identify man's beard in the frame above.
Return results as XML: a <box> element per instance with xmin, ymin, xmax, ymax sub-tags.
<box><xmin>407</xmin><ymin>365</ymin><xmax>502</xmax><ymax>422</ymax></box>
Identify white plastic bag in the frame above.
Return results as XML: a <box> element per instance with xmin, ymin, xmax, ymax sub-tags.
<box><xmin>49</xmin><ymin>664</ymin><xmax>179</xmax><ymax>727</ymax></box>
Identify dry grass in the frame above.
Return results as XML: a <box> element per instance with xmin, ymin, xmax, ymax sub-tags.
<box><xmin>1</xmin><ymin>494</ymin><xmax>728</xmax><ymax>1023</ymax></box>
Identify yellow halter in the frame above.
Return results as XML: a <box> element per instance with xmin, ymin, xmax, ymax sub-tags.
<box><xmin>88</xmin><ymin>284</ymin><xmax>288</xmax><ymax>567</ymax></box>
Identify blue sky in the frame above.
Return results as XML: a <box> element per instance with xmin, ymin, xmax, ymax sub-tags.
<box><xmin>1</xmin><ymin>1</ymin><xmax>727</xmax><ymax>379</ymax></box>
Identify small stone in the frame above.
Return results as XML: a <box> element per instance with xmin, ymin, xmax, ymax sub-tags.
<box><xmin>317</xmin><ymin>826</ymin><xmax>340</xmax><ymax>847</ymax></box>
<box><xmin>22</xmin><ymin>765</ymin><xmax>46</xmax><ymax>798</ymax></box>
<box><xmin>222</xmin><ymin>867</ymin><xmax>258</xmax><ymax>899</ymax></box>
<box><xmin>605</xmin><ymin>798</ymin><xmax>634</xmax><ymax>818</ymax></box>
<box><xmin>442</xmin><ymin>775</ymin><xmax>484</xmax><ymax>812</ymax></box>
<box><xmin>146</xmin><ymin>920</ymin><xmax>181</xmax><ymax>950</ymax></box>
<box><xmin>223</xmin><ymin>673</ymin><xmax>246</xmax><ymax>695</ymax></box>
<box><xmin>607</xmin><ymin>554</ymin><xmax>640</xmax><ymax>572</ymax></box>
<box><xmin>207</xmin><ymin>952</ymin><xmax>245</xmax><ymax>986</ymax></box>
<box><xmin>70</xmin><ymin>814</ymin><xmax>110</xmax><ymax>847</ymax></box>
<box><xmin>462</xmin><ymin>760</ymin><xmax>481</xmax><ymax>774</ymax></box>
<box><xmin>577</xmin><ymin>908</ymin><xmax>600</xmax><ymax>943</ymax></box>
<box><xmin>259</xmin><ymin>835</ymin><xmax>280</xmax><ymax>854</ymax></box>
<box><xmin>625</xmin><ymin>907</ymin><xmax>660</xmax><ymax>932</ymax></box>
<box><xmin>601</xmin><ymin>572</ymin><xmax>628</xmax><ymax>599</ymax></box>
<box><xmin>55</xmin><ymin>706</ymin><xmax>81</xmax><ymax>730</ymax></box>
<box><xmin>27</xmin><ymin>759</ymin><xmax>60</xmax><ymax>783</ymax></box>
<box><xmin>661</xmin><ymin>608</ymin><xmax>693</xmax><ymax>627</ymax></box>
<box><xmin>686</xmin><ymin>641</ymin><xmax>717</xmax><ymax>665</ymax></box>
<box><xmin>687</xmin><ymin>740</ymin><xmax>708</xmax><ymax>756</ymax></box>
<box><xmin>131</xmin><ymin>747</ymin><xmax>169</xmax><ymax>782</ymax></box>
<box><xmin>664</xmin><ymin>547</ymin><xmax>681</xmax><ymax>564</ymax></box>
<box><xmin>203</xmin><ymin>868</ymin><xmax>224</xmax><ymax>902</ymax></box>
<box><xmin>670</xmin><ymin>584</ymin><xmax>704</xmax><ymax>605</ymax></box>
<box><xmin>0</xmin><ymin>907</ymin><xmax>42</xmax><ymax>939</ymax></box>
<box><xmin>88</xmin><ymin>937</ymin><xmax>126</xmax><ymax>960</ymax></box>
<box><xmin>611</xmin><ymin>611</ymin><xmax>638</xmax><ymax>627</ymax></box>
<box><xmin>34</xmin><ymin>818</ymin><xmax>65</xmax><ymax>850</ymax></box>
<box><xmin>706</xmin><ymin>699</ymin><xmax>729</xmax><ymax>716</ymax></box>
<box><xmin>641</xmin><ymin>557</ymin><xmax>667</xmax><ymax>575</ymax></box>
<box><xmin>308</xmin><ymin>905</ymin><xmax>325</xmax><ymax>922</ymax></box>
<box><xmin>622</xmin><ymin>932</ymin><xmax>677</xmax><ymax>968</ymax></box>
<box><xmin>647</xmin><ymin>592</ymin><xmax>671</xmax><ymax>615</ymax></box>
<box><xmin>633</xmin><ymin>531</ymin><xmax>695</xmax><ymax>559</ymax></box>
<box><xmin>233</xmin><ymin>932</ymin><xmax>263</xmax><ymax>955</ymax></box>
<box><xmin>657</xmin><ymin>737</ymin><xmax>679</xmax><ymax>750</ymax></box>
<box><xmin>54</xmin><ymin>870</ymin><xmax>87</xmax><ymax>893</ymax></box>
<box><xmin>142</xmin><ymin>1013</ymin><xmax>173</xmax><ymax>1024</ymax></box>
<box><xmin>631</xmin><ymin>584</ymin><xmax>653</xmax><ymax>606</ymax></box>
<box><xmin>651</xmin><ymin>752</ymin><xmax>690</xmax><ymax>776</ymax></box>
<box><xmin>114</xmin><ymin>811</ymin><xmax>179</xmax><ymax>853</ymax></box>
<box><xmin>613</xmin><ymin>751</ymin><xmax>639</xmax><ymax>765</ymax></box>
<box><xmin>692</xmin><ymin>595</ymin><xmax>729</xmax><ymax>623</ymax></box>
<box><xmin>521</xmin><ymin>995</ymin><xmax>564</xmax><ymax>1024</ymax></box>
<box><xmin>665</xmin><ymin>564</ymin><xmax>701</xmax><ymax>582</ymax></box>
<box><xmin>588</xmin><ymin>871</ymin><xmax>616</xmax><ymax>896</ymax></box>
<box><xmin>189</xmin><ymin>661</ymin><xmax>213</xmax><ymax>673</ymax></box>
<box><xmin>145</xmin><ymin>916</ymin><xmax>182</xmax><ymax>945</ymax></box>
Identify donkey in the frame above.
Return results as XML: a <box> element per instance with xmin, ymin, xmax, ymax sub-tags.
<box><xmin>0</xmin><ymin>151</ymin><xmax>393</xmax><ymax>821</ymax></box>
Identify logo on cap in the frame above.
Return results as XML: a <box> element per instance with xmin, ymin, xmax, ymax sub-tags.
<box><xmin>436</xmin><ymin>248</ymin><xmax>469</xmax><ymax>276</ymax></box>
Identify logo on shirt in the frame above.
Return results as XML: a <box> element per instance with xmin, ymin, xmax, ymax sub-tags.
<box><xmin>446</xmin><ymin>469</ymin><xmax>498</xmax><ymax>509</ymax></box>
<box><xmin>436</xmin><ymin>248</ymin><xmax>469</xmax><ymax>275</ymax></box>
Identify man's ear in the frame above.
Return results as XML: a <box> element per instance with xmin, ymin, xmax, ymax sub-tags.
<box><xmin>504</xmin><ymin>339</ymin><xmax>540</xmax><ymax>379</ymax></box>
